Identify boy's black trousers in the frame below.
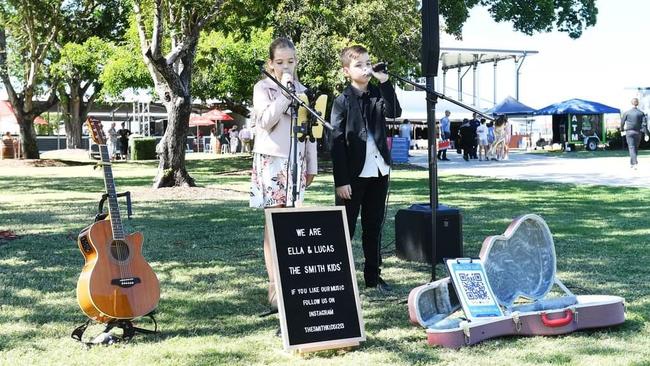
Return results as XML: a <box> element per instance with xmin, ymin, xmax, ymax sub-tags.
<box><xmin>336</xmin><ymin>174</ymin><xmax>389</xmax><ymax>287</ymax></box>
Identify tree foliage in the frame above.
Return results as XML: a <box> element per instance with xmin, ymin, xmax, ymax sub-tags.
<box><xmin>269</xmin><ymin>0</ymin><xmax>421</xmax><ymax>96</ymax></box>
<box><xmin>52</xmin><ymin>37</ymin><xmax>115</xmax><ymax>89</ymax></box>
<box><xmin>99</xmin><ymin>17</ymin><xmax>152</xmax><ymax>97</ymax></box>
<box><xmin>441</xmin><ymin>0</ymin><xmax>597</xmax><ymax>39</ymax></box>
<box><xmin>193</xmin><ymin>28</ymin><xmax>272</xmax><ymax>105</ymax></box>
<box><xmin>51</xmin><ymin>36</ymin><xmax>116</xmax><ymax>147</ymax></box>
<box><xmin>60</xmin><ymin>0</ymin><xmax>131</xmax><ymax>44</ymax></box>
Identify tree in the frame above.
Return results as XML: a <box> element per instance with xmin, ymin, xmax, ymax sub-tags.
<box><xmin>0</xmin><ymin>0</ymin><xmax>62</xmax><ymax>159</ymax></box>
<box><xmin>51</xmin><ymin>37</ymin><xmax>115</xmax><ymax>148</ymax></box>
<box><xmin>132</xmin><ymin>0</ymin><xmax>271</xmax><ymax>187</ymax></box>
<box><xmin>52</xmin><ymin>0</ymin><xmax>130</xmax><ymax>149</ymax></box>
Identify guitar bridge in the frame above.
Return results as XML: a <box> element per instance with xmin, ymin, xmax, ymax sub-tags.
<box><xmin>111</xmin><ymin>277</ymin><xmax>142</xmax><ymax>288</ymax></box>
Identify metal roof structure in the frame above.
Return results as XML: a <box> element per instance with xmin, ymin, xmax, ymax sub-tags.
<box><xmin>437</xmin><ymin>47</ymin><xmax>538</xmax><ymax>107</ymax></box>
<box><xmin>440</xmin><ymin>47</ymin><xmax>538</xmax><ymax>70</ymax></box>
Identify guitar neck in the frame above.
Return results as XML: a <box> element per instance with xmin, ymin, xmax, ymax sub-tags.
<box><xmin>99</xmin><ymin>145</ymin><xmax>125</xmax><ymax>240</ymax></box>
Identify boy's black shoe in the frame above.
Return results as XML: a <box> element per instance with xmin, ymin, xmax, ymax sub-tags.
<box><xmin>377</xmin><ymin>277</ymin><xmax>392</xmax><ymax>293</ymax></box>
<box><xmin>366</xmin><ymin>277</ymin><xmax>392</xmax><ymax>293</ymax></box>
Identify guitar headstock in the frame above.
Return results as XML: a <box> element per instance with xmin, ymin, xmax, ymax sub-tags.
<box><xmin>86</xmin><ymin>117</ymin><xmax>107</xmax><ymax>145</ymax></box>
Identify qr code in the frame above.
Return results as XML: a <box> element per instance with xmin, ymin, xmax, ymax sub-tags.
<box><xmin>458</xmin><ymin>272</ymin><xmax>490</xmax><ymax>303</ymax></box>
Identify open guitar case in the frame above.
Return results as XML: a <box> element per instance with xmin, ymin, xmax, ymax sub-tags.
<box><xmin>407</xmin><ymin>214</ymin><xmax>625</xmax><ymax>348</ymax></box>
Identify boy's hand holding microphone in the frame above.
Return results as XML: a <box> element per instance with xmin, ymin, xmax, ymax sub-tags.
<box><xmin>365</xmin><ymin>62</ymin><xmax>389</xmax><ymax>83</ymax></box>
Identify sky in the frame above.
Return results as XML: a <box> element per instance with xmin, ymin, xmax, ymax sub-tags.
<box><xmin>439</xmin><ymin>0</ymin><xmax>650</xmax><ymax>112</ymax></box>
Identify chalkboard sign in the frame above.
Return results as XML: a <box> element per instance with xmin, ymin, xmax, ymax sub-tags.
<box><xmin>266</xmin><ymin>206</ymin><xmax>365</xmax><ymax>352</ymax></box>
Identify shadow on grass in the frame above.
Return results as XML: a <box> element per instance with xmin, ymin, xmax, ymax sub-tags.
<box><xmin>1</xmin><ymin>166</ymin><xmax>650</xmax><ymax>363</ymax></box>
<box><xmin>0</xmin><ymin>176</ymin><xmax>152</xmax><ymax>194</ymax></box>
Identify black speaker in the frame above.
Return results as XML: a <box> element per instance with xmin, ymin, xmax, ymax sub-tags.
<box><xmin>421</xmin><ymin>0</ymin><xmax>440</xmax><ymax>77</ymax></box>
<box><xmin>395</xmin><ymin>204</ymin><xmax>463</xmax><ymax>264</ymax></box>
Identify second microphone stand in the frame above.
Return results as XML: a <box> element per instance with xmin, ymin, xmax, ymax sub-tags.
<box><xmin>258</xmin><ymin>68</ymin><xmax>333</xmax><ymax>207</ymax></box>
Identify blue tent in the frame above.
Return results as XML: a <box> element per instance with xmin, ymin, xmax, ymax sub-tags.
<box><xmin>534</xmin><ymin>98</ymin><xmax>620</xmax><ymax>115</ymax></box>
<box><xmin>486</xmin><ymin>96</ymin><xmax>535</xmax><ymax>116</ymax></box>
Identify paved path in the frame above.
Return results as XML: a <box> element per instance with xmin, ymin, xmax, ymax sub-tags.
<box><xmin>409</xmin><ymin>150</ymin><xmax>650</xmax><ymax>188</ymax></box>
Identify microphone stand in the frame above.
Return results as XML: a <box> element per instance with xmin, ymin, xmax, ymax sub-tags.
<box><xmin>258</xmin><ymin>67</ymin><xmax>333</xmax><ymax>208</ymax></box>
<box><xmin>386</xmin><ymin>71</ymin><xmax>495</xmax><ymax>121</ymax></box>
<box><xmin>382</xmin><ymin>66</ymin><xmax>493</xmax><ymax>281</ymax></box>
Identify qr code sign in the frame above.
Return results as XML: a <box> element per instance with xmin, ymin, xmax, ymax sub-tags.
<box><xmin>458</xmin><ymin>271</ymin><xmax>491</xmax><ymax>305</ymax></box>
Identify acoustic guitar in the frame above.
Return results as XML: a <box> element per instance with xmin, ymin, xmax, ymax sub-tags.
<box><xmin>76</xmin><ymin>118</ymin><xmax>160</xmax><ymax>323</ymax></box>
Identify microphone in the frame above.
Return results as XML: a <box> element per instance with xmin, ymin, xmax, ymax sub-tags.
<box><xmin>254</xmin><ymin>59</ymin><xmax>265</xmax><ymax>70</ymax></box>
<box><xmin>364</xmin><ymin>62</ymin><xmax>388</xmax><ymax>77</ymax></box>
<box><xmin>372</xmin><ymin>62</ymin><xmax>388</xmax><ymax>73</ymax></box>
<box><xmin>282</xmin><ymin>71</ymin><xmax>295</xmax><ymax>93</ymax></box>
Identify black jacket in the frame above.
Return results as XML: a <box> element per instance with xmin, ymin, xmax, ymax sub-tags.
<box><xmin>330</xmin><ymin>82</ymin><xmax>402</xmax><ymax>187</ymax></box>
<box><xmin>621</xmin><ymin>107</ymin><xmax>648</xmax><ymax>133</ymax></box>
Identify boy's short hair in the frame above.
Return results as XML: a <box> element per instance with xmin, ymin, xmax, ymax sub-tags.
<box><xmin>340</xmin><ymin>45</ymin><xmax>368</xmax><ymax>67</ymax></box>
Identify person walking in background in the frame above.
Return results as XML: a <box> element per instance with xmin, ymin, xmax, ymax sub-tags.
<box><xmin>458</xmin><ymin>118</ymin><xmax>473</xmax><ymax>162</ymax></box>
<box><xmin>239</xmin><ymin>126</ymin><xmax>252</xmax><ymax>153</ymax></box>
<box><xmin>621</xmin><ymin>97</ymin><xmax>649</xmax><ymax>169</ymax></box>
<box><xmin>489</xmin><ymin>116</ymin><xmax>507</xmax><ymax>160</ymax></box>
<box><xmin>436</xmin><ymin>120</ymin><xmax>450</xmax><ymax>161</ymax></box>
<box><xmin>250</xmin><ymin>37</ymin><xmax>318</xmax><ymax>309</ymax></box>
<box><xmin>117</xmin><ymin>122</ymin><xmax>131</xmax><ymax>160</ymax></box>
<box><xmin>229</xmin><ymin>125</ymin><xmax>239</xmax><ymax>153</ymax></box>
<box><xmin>108</xmin><ymin>122</ymin><xmax>118</xmax><ymax>161</ymax></box>
<box><xmin>219</xmin><ymin>128</ymin><xmax>230</xmax><ymax>153</ymax></box>
<box><xmin>487</xmin><ymin>120</ymin><xmax>495</xmax><ymax>152</ymax></box>
<box><xmin>399</xmin><ymin>119</ymin><xmax>412</xmax><ymax>153</ymax></box>
<box><xmin>476</xmin><ymin>118</ymin><xmax>489</xmax><ymax>161</ymax></box>
<box><xmin>469</xmin><ymin>112</ymin><xmax>480</xmax><ymax>159</ymax></box>
<box><xmin>210</xmin><ymin>127</ymin><xmax>218</xmax><ymax>154</ymax></box>
<box><xmin>330</xmin><ymin>45</ymin><xmax>401</xmax><ymax>293</ymax></box>
<box><xmin>438</xmin><ymin>110</ymin><xmax>451</xmax><ymax>161</ymax></box>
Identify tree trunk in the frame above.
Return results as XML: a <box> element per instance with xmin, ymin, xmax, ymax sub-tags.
<box><xmin>17</xmin><ymin>114</ymin><xmax>40</xmax><ymax>159</ymax></box>
<box><xmin>148</xmin><ymin>41</ymin><xmax>198</xmax><ymax>188</ymax></box>
<box><xmin>152</xmin><ymin>92</ymin><xmax>195</xmax><ymax>188</ymax></box>
<box><xmin>61</xmin><ymin>82</ymin><xmax>83</xmax><ymax>148</ymax></box>
<box><xmin>132</xmin><ymin>2</ymin><xmax>211</xmax><ymax>188</ymax></box>
<box><xmin>67</xmin><ymin>99</ymin><xmax>83</xmax><ymax>149</ymax></box>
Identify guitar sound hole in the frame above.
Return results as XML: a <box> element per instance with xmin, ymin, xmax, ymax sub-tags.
<box><xmin>110</xmin><ymin>240</ymin><xmax>130</xmax><ymax>261</ymax></box>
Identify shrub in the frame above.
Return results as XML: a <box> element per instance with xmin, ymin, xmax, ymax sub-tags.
<box><xmin>606</xmin><ymin>130</ymin><xmax>623</xmax><ymax>150</ymax></box>
<box><xmin>607</xmin><ymin>129</ymin><xmax>650</xmax><ymax>150</ymax></box>
<box><xmin>130</xmin><ymin>138</ymin><xmax>157</xmax><ymax>160</ymax></box>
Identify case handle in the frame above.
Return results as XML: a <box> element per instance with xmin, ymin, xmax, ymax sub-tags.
<box><xmin>541</xmin><ymin>310</ymin><xmax>574</xmax><ymax>327</ymax></box>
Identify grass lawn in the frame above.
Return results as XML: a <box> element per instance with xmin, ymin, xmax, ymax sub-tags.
<box><xmin>1</xmin><ymin>154</ymin><xmax>649</xmax><ymax>365</ymax></box>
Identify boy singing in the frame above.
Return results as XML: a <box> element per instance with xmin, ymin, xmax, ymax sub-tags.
<box><xmin>330</xmin><ymin>45</ymin><xmax>401</xmax><ymax>292</ymax></box>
